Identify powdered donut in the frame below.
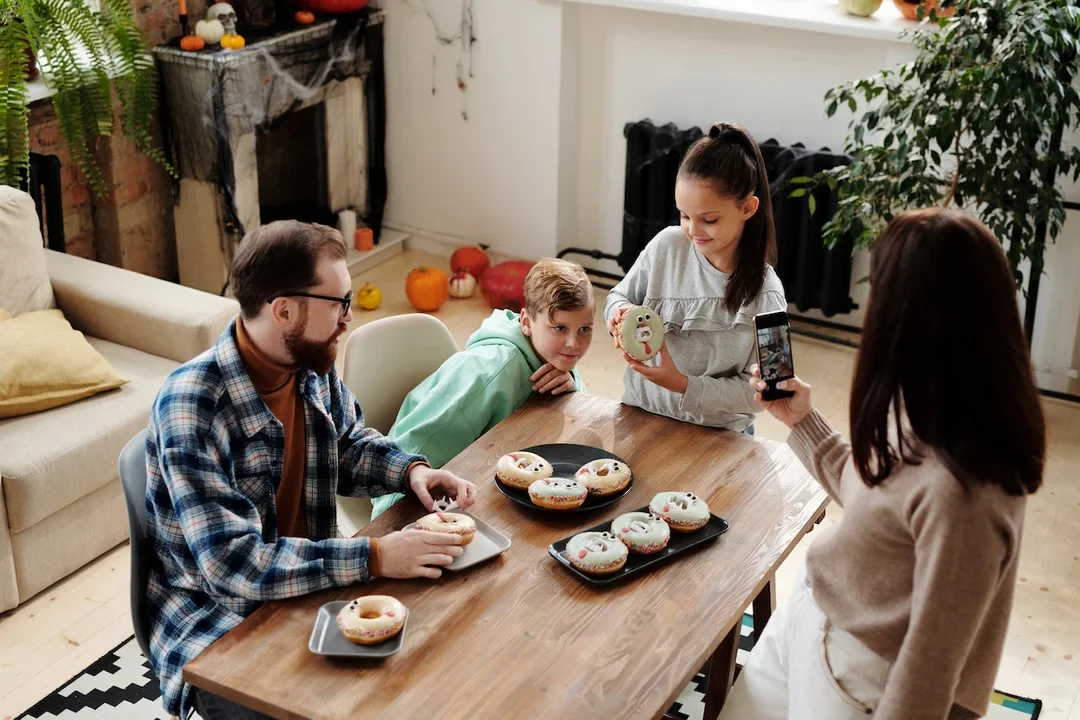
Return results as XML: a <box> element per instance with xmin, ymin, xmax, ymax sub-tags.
<box><xmin>566</xmin><ymin>531</ymin><xmax>628</xmax><ymax>575</ymax></box>
<box><xmin>649</xmin><ymin>491</ymin><xmax>711</xmax><ymax>533</ymax></box>
<box><xmin>337</xmin><ymin>595</ymin><xmax>407</xmax><ymax>645</ymax></box>
<box><xmin>611</xmin><ymin>511</ymin><xmax>671</xmax><ymax>554</ymax></box>
<box><xmin>496</xmin><ymin>451</ymin><xmax>553</xmax><ymax>490</ymax></box>
<box><xmin>574</xmin><ymin>458</ymin><xmax>632</xmax><ymax>496</ymax></box>
<box><xmin>529</xmin><ymin>477</ymin><xmax>588</xmax><ymax>510</ymax></box>
<box><xmin>616</xmin><ymin>305</ymin><xmax>665</xmax><ymax>362</ymax></box>
<box><xmin>415</xmin><ymin>511</ymin><xmax>477</xmax><ymax>545</ymax></box>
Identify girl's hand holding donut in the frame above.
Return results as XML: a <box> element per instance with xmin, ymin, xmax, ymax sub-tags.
<box><xmin>629</xmin><ymin>345</ymin><xmax>688</xmax><ymax>394</ymax></box>
<box><xmin>606</xmin><ymin>303</ymin><xmax>631</xmax><ymax>338</ymax></box>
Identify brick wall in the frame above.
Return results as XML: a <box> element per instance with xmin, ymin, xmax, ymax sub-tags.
<box><xmin>26</xmin><ymin>0</ymin><xmax>211</xmax><ymax>280</ymax></box>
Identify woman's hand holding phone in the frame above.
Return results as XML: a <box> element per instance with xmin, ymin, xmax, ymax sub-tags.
<box><xmin>749</xmin><ymin>364</ymin><xmax>814</xmax><ymax>429</ymax></box>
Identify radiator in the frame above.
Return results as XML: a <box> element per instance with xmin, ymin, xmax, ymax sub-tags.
<box><xmin>560</xmin><ymin>120</ymin><xmax>856</xmax><ymax>316</ymax></box>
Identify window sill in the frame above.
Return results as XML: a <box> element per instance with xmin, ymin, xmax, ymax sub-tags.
<box><xmin>560</xmin><ymin>0</ymin><xmax>921</xmax><ymax>43</ymax></box>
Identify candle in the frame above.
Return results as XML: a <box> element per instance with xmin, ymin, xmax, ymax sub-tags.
<box><xmin>178</xmin><ymin>0</ymin><xmax>187</xmax><ymax>14</ymax></box>
<box><xmin>337</xmin><ymin>209</ymin><xmax>357</xmax><ymax>244</ymax></box>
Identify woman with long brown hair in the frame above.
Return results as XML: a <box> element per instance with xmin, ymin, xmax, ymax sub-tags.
<box><xmin>720</xmin><ymin>208</ymin><xmax>1045</xmax><ymax>719</ymax></box>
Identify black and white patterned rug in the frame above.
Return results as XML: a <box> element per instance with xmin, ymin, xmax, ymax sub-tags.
<box><xmin>15</xmin><ymin>612</ymin><xmax>1039</xmax><ymax>720</ymax></box>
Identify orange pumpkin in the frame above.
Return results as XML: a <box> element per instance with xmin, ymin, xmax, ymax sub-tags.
<box><xmin>405</xmin><ymin>267</ymin><xmax>449</xmax><ymax>312</ymax></box>
<box><xmin>294</xmin><ymin>10</ymin><xmax>316</xmax><ymax>24</ymax></box>
<box><xmin>450</xmin><ymin>245</ymin><xmax>490</xmax><ymax>281</ymax></box>
<box><xmin>220</xmin><ymin>33</ymin><xmax>246</xmax><ymax>50</ymax></box>
<box><xmin>180</xmin><ymin>34</ymin><xmax>206</xmax><ymax>51</ymax></box>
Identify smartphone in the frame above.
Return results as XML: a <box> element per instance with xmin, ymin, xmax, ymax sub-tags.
<box><xmin>754</xmin><ymin>311</ymin><xmax>795</xmax><ymax>401</ymax></box>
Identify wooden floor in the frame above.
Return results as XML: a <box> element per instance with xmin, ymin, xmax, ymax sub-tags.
<box><xmin>2</xmin><ymin>247</ymin><xmax>1079</xmax><ymax>719</ymax></box>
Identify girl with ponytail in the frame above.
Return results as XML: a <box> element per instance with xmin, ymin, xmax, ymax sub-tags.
<box><xmin>604</xmin><ymin>122</ymin><xmax>786</xmax><ymax>432</ymax></box>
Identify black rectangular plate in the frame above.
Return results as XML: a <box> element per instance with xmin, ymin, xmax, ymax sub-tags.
<box><xmin>547</xmin><ymin>506</ymin><xmax>729</xmax><ymax>585</ymax></box>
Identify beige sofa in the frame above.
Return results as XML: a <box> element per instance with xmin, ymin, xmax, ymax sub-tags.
<box><xmin>0</xmin><ymin>185</ymin><xmax>239</xmax><ymax>613</ymax></box>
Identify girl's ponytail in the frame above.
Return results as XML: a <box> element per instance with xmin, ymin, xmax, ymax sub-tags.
<box><xmin>680</xmin><ymin>122</ymin><xmax>777</xmax><ymax>312</ymax></box>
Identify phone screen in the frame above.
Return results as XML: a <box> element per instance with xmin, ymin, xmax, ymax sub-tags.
<box><xmin>756</xmin><ymin>323</ymin><xmax>794</xmax><ymax>384</ymax></box>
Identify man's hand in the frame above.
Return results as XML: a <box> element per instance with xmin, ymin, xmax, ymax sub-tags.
<box><xmin>408</xmin><ymin>464</ymin><xmax>476</xmax><ymax>512</ymax></box>
<box><xmin>531</xmin><ymin>363</ymin><xmax>575</xmax><ymax>395</ymax></box>
<box><xmin>376</xmin><ymin>529</ymin><xmax>464</xmax><ymax>579</ymax></box>
<box><xmin>629</xmin><ymin>345</ymin><xmax>688</xmax><ymax>394</ymax></box>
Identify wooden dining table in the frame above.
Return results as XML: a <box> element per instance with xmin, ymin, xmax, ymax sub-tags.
<box><xmin>183</xmin><ymin>392</ymin><xmax>829</xmax><ymax>720</ymax></box>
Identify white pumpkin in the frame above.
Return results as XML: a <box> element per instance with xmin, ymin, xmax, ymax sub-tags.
<box><xmin>195</xmin><ymin>18</ymin><xmax>225</xmax><ymax>45</ymax></box>
<box><xmin>449</xmin><ymin>271</ymin><xmax>477</xmax><ymax>299</ymax></box>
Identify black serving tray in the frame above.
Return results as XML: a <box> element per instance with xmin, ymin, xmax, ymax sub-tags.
<box><xmin>494</xmin><ymin>443</ymin><xmax>632</xmax><ymax>513</ymax></box>
<box><xmin>547</xmin><ymin>505</ymin><xmax>729</xmax><ymax>585</ymax></box>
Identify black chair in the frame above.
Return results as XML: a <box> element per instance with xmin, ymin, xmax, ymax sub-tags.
<box><xmin>118</xmin><ymin>428</ymin><xmax>154</xmax><ymax>664</ymax></box>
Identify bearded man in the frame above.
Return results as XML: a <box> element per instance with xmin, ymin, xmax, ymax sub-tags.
<box><xmin>144</xmin><ymin>221</ymin><xmax>475</xmax><ymax>720</ymax></box>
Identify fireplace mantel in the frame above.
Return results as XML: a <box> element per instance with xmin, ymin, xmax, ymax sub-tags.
<box><xmin>154</xmin><ymin>13</ymin><xmax>385</xmax><ymax>294</ymax></box>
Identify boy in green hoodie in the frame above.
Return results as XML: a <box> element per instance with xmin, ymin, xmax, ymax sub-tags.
<box><xmin>371</xmin><ymin>258</ymin><xmax>595</xmax><ymax>519</ymax></box>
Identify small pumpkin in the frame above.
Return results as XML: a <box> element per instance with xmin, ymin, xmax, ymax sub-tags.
<box><xmin>480</xmin><ymin>260</ymin><xmax>535</xmax><ymax>312</ymax></box>
<box><xmin>180</xmin><ymin>34</ymin><xmax>206</xmax><ymax>51</ymax></box>
<box><xmin>405</xmin><ymin>267</ymin><xmax>449</xmax><ymax>312</ymax></box>
<box><xmin>220</xmin><ymin>33</ymin><xmax>246</xmax><ymax>50</ymax></box>
<box><xmin>356</xmin><ymin>283</ymin><xmax>382</xmax><ymax>311</ymax></box>
<box><xmin>450</xmin><ymin>245</ymin><xmax>491</xmax><ymax>281</ymax></box>
<box><xmin>294</xmin><ymin>10</ymin><xmax>316</xmax><ymax>24</ymax></box>
<box><xmin>194</xmin><ymin>18</ymin><xmax>225</xmax><ymax>45</ymax></box>
<box><xmin>449</xmin><ymin>271</ymin><xmax>477</xmax><ymax>299</ymax></box>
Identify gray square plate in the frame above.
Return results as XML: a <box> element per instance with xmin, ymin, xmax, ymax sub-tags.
<box><xmin>403</xmin><ymin>511</ymin><xmax>512</xmax><ymax>571</ymax></box>
<box><xmin>308</xmin><ymin>600</ymin><xmax>408</xmax><ymax>658</ymax></box>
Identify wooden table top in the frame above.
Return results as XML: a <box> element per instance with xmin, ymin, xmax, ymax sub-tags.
<box><xmin>183</xmin><ymin>393</ymin><xmax>828</xmax><ymax>720</ymax></box>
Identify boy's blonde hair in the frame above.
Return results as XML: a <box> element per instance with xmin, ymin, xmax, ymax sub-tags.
<box><xmin>524</xmin><ymin>258</ymin><xmax>593</xmax><ymax>320</ymax></box>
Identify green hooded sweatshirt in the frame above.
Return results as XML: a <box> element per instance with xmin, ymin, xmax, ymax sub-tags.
<box><xmin>372</xmin><ymin>309</ymin><xmax>585</xmax><ymax>519</ymax></box>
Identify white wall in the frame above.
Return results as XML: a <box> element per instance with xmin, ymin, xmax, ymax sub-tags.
<box><xmin>558</xmin><ymin>2</ymin><xmax>1079</xmax><ymax>381</ymax></box>
<box><xmin>559</xmin><ymin>2</ymin><xmax>919</xmax><ymax>327</ymax></box>
<box><xmin>380</xmin><ymin>0</ymin><xmax>1080</xmax><ymax>384</ymax></box>
<box><xmin>381</xmin><ymin>0</ymin><xmax>564</xmax><ymax>259</ymax></box>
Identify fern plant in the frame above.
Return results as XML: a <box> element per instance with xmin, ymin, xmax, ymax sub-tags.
<box><xmin>0</xmin><ymin>0</ymin><xmax>170</xmax><ymax>194</ymax></box>
<box><xmin>790</xmin><ymin>0</ymin><xmax>1080</xmax><ymax>291</ymax></box>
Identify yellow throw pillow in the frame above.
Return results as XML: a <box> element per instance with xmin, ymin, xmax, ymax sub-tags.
<box><xmin>0</xmin><ymin>308</ymin><xmax>129</xmax><ymax>418</ymax></box>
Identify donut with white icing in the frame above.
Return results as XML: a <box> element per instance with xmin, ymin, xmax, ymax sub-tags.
<box><xmin>415</xmin><ymin>511</ymin><xmax>477</xmax><ymax>545</ymax></box>
<box><xmin>574</xmin><ymin>458</ymin><xmax>632</xmax><ymax>496</ymax></box>
<box><xmin>616</xmin><ymin>305</ymin><xmax>665</xmax><ymax>362</ymax></box>
<box><xmin>337</xmin><ymin>595</ymin><xmax>408</xmax><ymax>645</ymax></box>
<box><xmin>566</xmin><ymin>531</ymin><xmax>629</xmax><ymax>575</ymax></box>
<box><xmin>611</xmin><ymin>511</ymin><xmax>671</xmax><ymax>554</ymax></box>
<box><xmin>648</xmin><ymin>491</ymin><xmax>711</xmax><ymax>533</ymax></box>
<box><xmin>496</xmin><ymin>451</ymin><xmax>552</xmax><ymax>490</ymax></box>
<box><xmin>529</xmin><ymin>477</ymin><xmax>588</xmax><ymax>510</ymax></box>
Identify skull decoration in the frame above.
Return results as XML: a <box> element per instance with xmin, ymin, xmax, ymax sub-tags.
<box><xmin>206</xmin><ymin>2</ymin><xmax>238</xmax><ymax>36</ymax></box>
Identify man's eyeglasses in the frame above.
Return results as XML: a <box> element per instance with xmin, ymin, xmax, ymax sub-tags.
<box><xmin>269</xmin><ymin>290</ymin><xmax>352</xmax><ymax>316</ymax></box>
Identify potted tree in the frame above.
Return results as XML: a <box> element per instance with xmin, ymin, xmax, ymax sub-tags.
<box><xmin>791</xmin><ymin>0</ymin><xmax>1080</xmax><ymax>338</ymax></box>
<box><xmin>0</xmin><ymin>0</ymin><xmax>170</xmax><ymax>194</ymax></box>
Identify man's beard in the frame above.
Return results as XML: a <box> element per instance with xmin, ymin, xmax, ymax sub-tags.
<box><xmin>284</xmin><ymin>322</ymin><xmax>345</xmax><ymax>375</ymax></box>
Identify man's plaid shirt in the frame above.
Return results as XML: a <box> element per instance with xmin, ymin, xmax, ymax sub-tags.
<box><xmin>144</xmin><ymin>320</ymin><xmax>424</xmax><ymax>716</ymax></box>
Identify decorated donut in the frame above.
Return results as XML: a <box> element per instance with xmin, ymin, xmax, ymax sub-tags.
<box><xmin>528</xmin><ymin>477</ymin><xmax>588</xmax><ymax>510</ymax></box>
<box><xmin>337</xmin><ymin>595</ymin><xmax>408</xmax><ymax>645</ymax></box>
<box><xmin>611</xmin><ymin>511</ymin><xmax>671</xmax><ymax>554</ymax></box>
<box><xmin>415</xmin><ymin>511</ymin><xmax>477</xmax><ymax>545</ymax></box>
<box><xmin>496</xmin><ymin>451</ymin><xmax>553</xmax><ymax>490</ymax></box>
<box><xmin>574</xmin><ymin>458</ymin><xmax>632</xmax><ymax>496</ymax></box>
<box><xmin>616</xmin><ymin>305</ymin><xmax>665</xmax><ymax>362</ymax></box>
<box><xmin>649</xmin><ymin>491</ymin><xmax>711</xmax><ymax>533</ymax></box>
<box><xmin>566</xmin><ymin>531</ymin><xmax>628</xmax><ymax>575</ymax></box>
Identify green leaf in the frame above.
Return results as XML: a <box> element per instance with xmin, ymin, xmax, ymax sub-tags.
<box><xmin>808</xmin><ymin>194</ymin><xmax>817</xmax><ymax>217</ymax></box>
<box><xmin>0</xmin><ymin>0</ymin><xmax>172</xmax><ymax>191</ymax></box>
<box><xmin>788</xmin><ymin>188</ymin><xmax>808</xmax><ymax>198</ymax></box>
